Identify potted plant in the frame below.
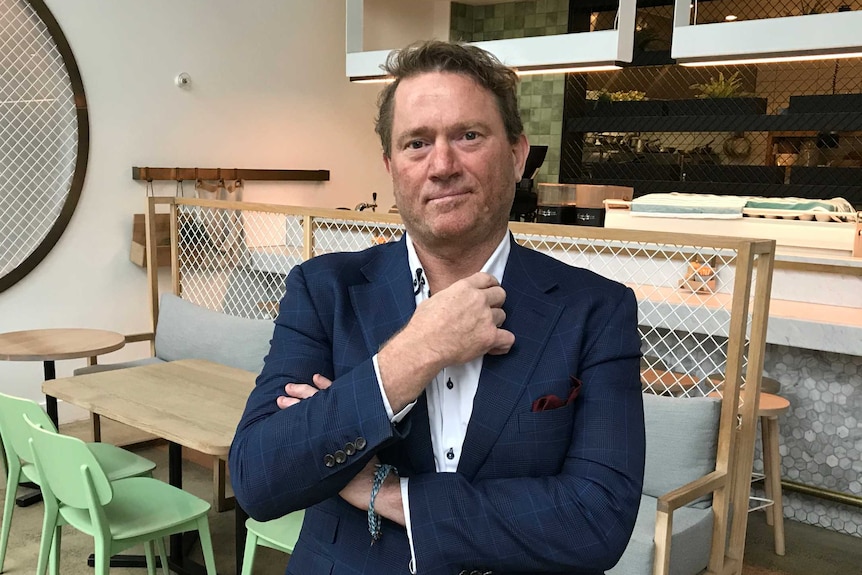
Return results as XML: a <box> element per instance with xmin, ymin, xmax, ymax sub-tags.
<box><xmin>666</xmin><ymin>71</ymin><xmax>768</xmax><ymax>116</ymax></box>
<box><xmin>585</xmin><ymin>89</ymin><xmax>666</xmax><ymax>117</ymax></box>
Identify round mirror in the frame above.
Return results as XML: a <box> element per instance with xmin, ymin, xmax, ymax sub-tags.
<box><xmin>0</xmin><ymin>0</ymin><xmax>88</xmax><ymax>293</ymax></box>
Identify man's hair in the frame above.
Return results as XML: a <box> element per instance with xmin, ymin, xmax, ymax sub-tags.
<box><xmin>374</xmin><ymin>40</ymin><xmax>523</xmax><ymax>157</ymax></box>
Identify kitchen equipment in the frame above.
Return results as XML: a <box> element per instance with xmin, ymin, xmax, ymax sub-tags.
<box><xmin>536</xmin><ymin>184</ymin><xmax>634</xmax><ymax>227</ymax></box>
<box><xmin>574</xmin><ymin>184</ymin><xmax>634</xmax><ymax>227</ymax></box>
<box><xmin>536</xmin><ymin>183</ymin><xmax>578</xmax><ymax>225</ymax></box>
<box><xmin>510</xmin><ymin>145</ymin><xmax>548</xmax><ymax>222</ymax></box>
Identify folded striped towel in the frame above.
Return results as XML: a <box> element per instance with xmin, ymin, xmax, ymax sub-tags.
<box><xmin>744</xmin><ymin>197</ymin><xmax>853</xmax><ymax>212</ymax></box>
<box><xmin>631</xmin><ymin>193</ymin><xmax>748</xmax><ymax>218</ymax></box>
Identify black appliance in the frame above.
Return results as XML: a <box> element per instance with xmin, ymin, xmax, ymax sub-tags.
<box><xmin>509</xmin><ymin>145</ymin><xmax>547</xmax><ymax>222</ymax></box>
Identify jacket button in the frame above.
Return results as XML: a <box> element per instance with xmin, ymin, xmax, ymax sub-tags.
<box><xmin>458</xmin><ymin>571</ymin><xmax>469</xmax><ymax>575</ymax></box>
<box><xmin>323</xmin><ymin>454</ymin><xmax>335</xmax><ymax>468</ymax></box>
<box><xmin>355</xmin><ymin>437</ymin><xmax>367</xmax><ymax>451</ymax></box>
<box><xmin>344</xmin><ymin>442</ymin><xmax>356</xmax><ymax>455</ymax></box>
<box><xmin>334</xmin><ymin>450</ymin><xmax>347</xmax><ymax>464</ymax></box>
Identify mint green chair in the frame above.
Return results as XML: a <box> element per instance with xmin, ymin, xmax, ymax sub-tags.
<box><xmin>0</xmin><ymin>392</ymin><xmax>155</xmax><ymax>573</ymax></box>
<box><xmin>25</xmin><ymin>414</ymin><xmax>217</xmax><ymax>575</ymax></box>
<box><xmin>240</xmin><ymin>511</ymin><xmax>305</xmax><ymax>575</ymax></box>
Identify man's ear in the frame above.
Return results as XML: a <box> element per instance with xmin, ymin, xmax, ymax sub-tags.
<box><xmin>383</xmin><ymin>153</ymin><xmax>392</xmax><ymax>175</ymax></box>
<box><xmin>512</xmin><ymin>134</ymin><xmax>529</xmax><ymax>179</ymax></box>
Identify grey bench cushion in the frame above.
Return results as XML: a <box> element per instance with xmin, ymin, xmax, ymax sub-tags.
<box><xmin>607</xmin><ymin>394</ymin><xmax>722</xmax><ymax>575</ymax></box>
<box><xmin>154</xmin><ymin>293</ymin><xmax>272</xmax><ymax>373</ymax></box>
<box><xmin>641</xmin><ymin>393</ymin><xmax>721</xmax><ymax>500</ymax></box>
<box><xmin>608</xmin><ymin>494</ymin><xmax>713</xmax><ymax>575</ymax></box>
<box><xmin>74</xmin><ymin>294</ymin><xmax>273</xmax><ymax>376</ymax></box>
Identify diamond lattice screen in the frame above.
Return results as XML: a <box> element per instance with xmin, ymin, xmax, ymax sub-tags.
<box><xmin>0</xmin><ymin>0</ymin><xmax>79</xmax><ymax>279</ymax></box>
<box><xmin>172</xmin><ymin>201</ymin><xmax>764</xmax><ymax>404</ymax></box>
<box><xmin>174</xmin><ymin>205</ymin><xmax>405</xmax><ymax>320</ymax></box>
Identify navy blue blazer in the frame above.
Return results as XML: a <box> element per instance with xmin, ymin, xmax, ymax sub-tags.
<box><xmin>230</xmin><ymin>236</ymin><xmax>645</xmax><ymax>575</ymax></box>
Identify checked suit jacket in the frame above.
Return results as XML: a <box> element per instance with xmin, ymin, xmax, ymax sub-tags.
<box><xmin>230</xmin><ymin>235</ymin><xmax>645</xmax><ymax>575</ymax></box>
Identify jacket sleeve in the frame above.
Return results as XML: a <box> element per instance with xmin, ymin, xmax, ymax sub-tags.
<box><xmin>229</xmin><ymin>264</ymin><xmax>407</xmax><ymax>521</ymax></box>
<box><xmin>407</xmin><ymin>289</ymin><xmax>645</xmax><ymax>574</ymax></box>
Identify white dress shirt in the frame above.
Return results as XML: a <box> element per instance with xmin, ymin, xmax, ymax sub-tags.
<box><xmin>372</xmin><ymin>232</ymin><xmax>510</xmax><ymax>573</ymax></box>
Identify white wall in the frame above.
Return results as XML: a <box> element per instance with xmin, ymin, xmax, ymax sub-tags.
<box><xmin>0</xmin><ymin>0</ymin><xmax>393</xmax><ymax>421</ymax></box>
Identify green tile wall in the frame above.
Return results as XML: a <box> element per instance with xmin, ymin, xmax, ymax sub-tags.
<box><xmin>451</xmin><ymin>1</ymin><xmax>568</xmax><ymax>184</ymax></box>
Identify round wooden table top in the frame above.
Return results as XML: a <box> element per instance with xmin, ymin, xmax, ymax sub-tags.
<box><xmin>0</xmin><ymin>328</ymin><xmax>125</xmax><ymax>361</ymax></box>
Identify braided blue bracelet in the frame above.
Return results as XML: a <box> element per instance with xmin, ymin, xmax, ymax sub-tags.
<box><xmin>368</xmin><ymin>463</ymin><xmax>397</xmax><ymax>544</ymax></box>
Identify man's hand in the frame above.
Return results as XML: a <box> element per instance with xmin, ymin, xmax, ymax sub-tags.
<box><xmin>339</xmin><ymin>456</ymin><xmax>405</xmax><ymax>526</ymax></box>
<box><xmin>377</xmin><ymin>272</ymin><xmax>514</xmax><ymax>411</ymax></box>
<box><xmin>276</xmin><ymin>373</ymin><xmax>332</xmax><ymax>409</ymax></box>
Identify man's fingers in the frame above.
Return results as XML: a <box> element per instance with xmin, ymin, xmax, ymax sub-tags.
<box><xmin>276</xmin><ymin>396</ymin><xmax>301</xmax><ymax>409</ymax></box>
<box><xmin>487</xmin><ymin>328</ymin><xmax>515</xmax><ymax>355</ymax></box>
<box><xmin>491</xmin><ymin>308</ymin><xmax>506</xmax><ymax>328</ymax></box>
<box><xmin>463</xmin><ymin>271</ymin><xmax>499</xmax><ymax>289</ymax></box>
<box><xmin>313</xmin><ymin>373</ymin><xmax>333</xmax><ymax>390</ymax></box>
<box><xmin>284</xmin><ymin>383</ymin><xmax>319</xmax><ymax>399</ymax></box>
<box><xmin>484</xmin><ymin>285</ymin><xmax>506</xmax><ymax>309</ymax></box>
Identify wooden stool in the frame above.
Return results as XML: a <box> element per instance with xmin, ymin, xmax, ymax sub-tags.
<box><xmin>756</xmin><ymin>392</ymin><xmax>791</xmax><ymax>556</ymax></box>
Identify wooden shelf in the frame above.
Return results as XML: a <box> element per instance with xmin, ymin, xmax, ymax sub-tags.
<box><xmin>131</xmin><ymin>167</ymin><xmax>329</xmax><ymax>182</ymax></box>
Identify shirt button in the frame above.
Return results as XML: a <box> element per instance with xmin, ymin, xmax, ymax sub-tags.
<box><xmin>446</xmin><ymin>378</ymin><xmax>454</xmax><ymax>390</ymax></box>
<box><xmin>323</xmin><ymin>454</ymin><xmax>335</xmax><ymax>468</ymax></box>
<box><xmin>334</xmin><ymin>450</ymin><xmax>347</xmax><ymax>464</ymax></box>
<box><xmin>446</xmin><ymin>448</ymin><xmax>455</xmax><ymax>460</ymax></box>
<box><xmin>355</xmin><ymin>437</ymin><xmax>367</xmax><ymax>451</ymax></box>
<box><xmin>344</xmin><ymin>442</ymin><xmax>356</xmax><ymax>455</ymax></box>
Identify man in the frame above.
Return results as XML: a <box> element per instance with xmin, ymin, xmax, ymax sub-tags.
<box><xmin>230</xmin><ymin>40</ymin><xmax>645</xmax><ymax>575</ymax></box>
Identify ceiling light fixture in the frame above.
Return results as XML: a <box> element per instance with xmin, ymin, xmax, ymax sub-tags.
<box><xmin>672</xmin><ymin>0</ymin><xmax>862</xmax><ymax>66</ymax></box>
<box><xmin>345</xmin><ymin>0</ymin><xmax>635</xmax><ymax>82</ymax></box>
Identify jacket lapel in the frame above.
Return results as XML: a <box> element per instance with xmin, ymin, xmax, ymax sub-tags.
<box><xmin>348</xmin><ymin>239</ymin><xmax>435</xmax><ymax>474</ymax></box>
<box><xmin>457</xmin><ymin>240</ymin><xmax>564</xmax><ymax>481</ymax></box>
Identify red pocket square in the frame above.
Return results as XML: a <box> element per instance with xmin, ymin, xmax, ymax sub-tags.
<box><xmin>531</xmin><ymin>377</ymin><xmax>582</xmax><ymax>412</ymax></box>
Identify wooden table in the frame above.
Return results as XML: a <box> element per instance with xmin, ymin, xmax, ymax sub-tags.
<box><xmin>0</xmin><ymin>328</ymin><xmax>125</xmax><ymax>426</ymax></box>
<box><xmin>0</xmin><ymin>328</ymin><xmax>125</xmax><ymax>506</ymax></box>
<box><xmin>44</xmin><ymin>359</ymin><xmax>255</xmax><ymax>575</ymax></box>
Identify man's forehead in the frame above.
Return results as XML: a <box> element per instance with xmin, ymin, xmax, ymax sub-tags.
<box><xmin>391</xmin><ymin>72</ymin><xmax>495</xmax><ymax>118</ymax></box>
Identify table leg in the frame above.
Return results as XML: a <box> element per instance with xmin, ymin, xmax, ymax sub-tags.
<box><xmin>43</xmin><ymin>360</ymin><xmax>58</xmax><ymax>428</ymax></box>
<box><xmin>167</xmin><ymin>441</ymin><xmax>214</xmax><ymax>575</ymax></box>
<box><xmin>16</xmin><ymin>360</ymin><xmax>57</xmax><ymax>508</ymax></box>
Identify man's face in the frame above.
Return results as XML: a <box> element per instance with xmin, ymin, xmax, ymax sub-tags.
<box><xmin>384</xmin><ymin>71</ymin><xmax>528</xmax><ymax>252</ymax></box>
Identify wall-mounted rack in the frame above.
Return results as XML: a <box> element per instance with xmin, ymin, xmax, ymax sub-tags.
<box><xmin>131</xmin><ymin>167</ymin><xmax>330</xmax><ymax>182</ymax></box>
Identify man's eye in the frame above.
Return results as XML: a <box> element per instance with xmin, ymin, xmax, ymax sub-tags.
<box><xmin>408</xmin><ymin>141</ymin><xmax>424</xmax><ymax>150</ymax></box>
<box><xmin>464</xmin><ymin>131</ymin><xmax>478</xmax><ymax>140</ymax></box>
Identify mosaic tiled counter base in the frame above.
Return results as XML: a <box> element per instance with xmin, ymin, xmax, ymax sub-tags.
<box><xmin>761</xmin><ymin>344</ymin><xmax>862</xmax><ymax>538</ymax></box>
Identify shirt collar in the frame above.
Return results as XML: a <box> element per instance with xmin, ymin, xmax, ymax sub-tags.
<box><xmin>405</xmin><ymin>232</ymin><xmax>510</xmax><ymax>301</ymax></box>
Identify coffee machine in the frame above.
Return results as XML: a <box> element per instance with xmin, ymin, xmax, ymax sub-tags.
<box><xmin>509</xmin><ymin>145</ymin><xmax>547</xmax><ymax>222</ymax></box>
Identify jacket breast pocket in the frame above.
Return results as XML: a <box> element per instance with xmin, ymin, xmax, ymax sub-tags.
<box><xmin>484</xmin><ymin>402</ymin><xmax>576</xmax><ymax>477</ymax></box>
<box><xmin>517</xmin><ymin>399</ymin><xmax>576</xmax><ymax>435</ymax></box>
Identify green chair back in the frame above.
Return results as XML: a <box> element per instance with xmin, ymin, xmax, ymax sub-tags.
<box><xmin>0</xmin><ymin>391</ymin><xmax>57</xmax><ymax>466</ymax></box>
<box><xmin>24</xmin><ymin>414</ymin><xmax>114</xmax><ymax>510</ymax></box>
<box><xmin>23</xmin><ymin>414</ymin><xmax>216</xmax><ymax>575</ymax></box>
<box><xmin>240</xmin><ymin>511</ymin><xmax>305</xmax><ymax>575</ymax></box>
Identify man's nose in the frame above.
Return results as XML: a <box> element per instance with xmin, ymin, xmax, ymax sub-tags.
<box><xmin>428</xmin><ymin>141</ymin><xmax>459</xmax><ymax>179</ymax></box>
